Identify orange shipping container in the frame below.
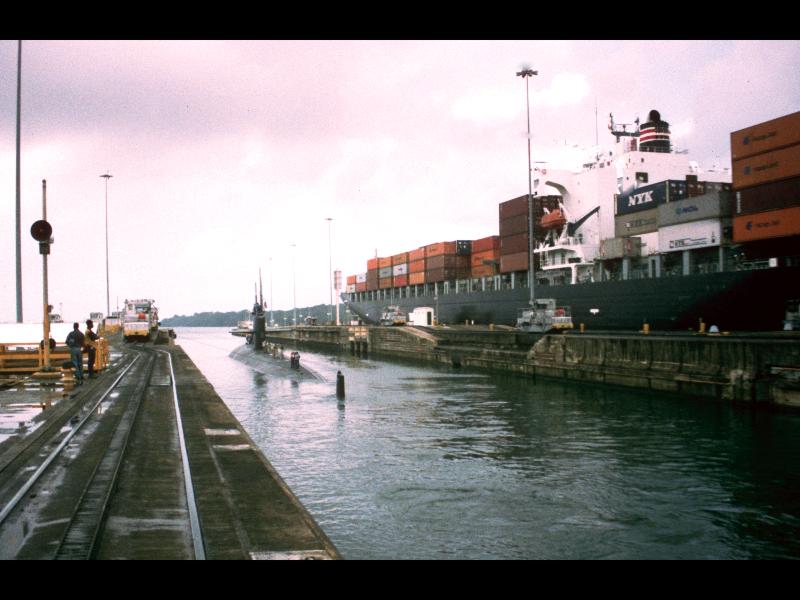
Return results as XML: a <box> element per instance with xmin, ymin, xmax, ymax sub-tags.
<box><xmin>471</xmin><ymin>264</ymin><xmax>496</xmax><ymax>278</ymax></box>
<box><xmin>346</xmin><ymin>275</ymin><xmax>357</xmax><ymax>285</ymax></box>
<box><xmin>409</xmin><ymin>271</ymin><xmax>425</xmax><ymax>285</ymax></box>
<box><xmin>367</xmin><ymin>258</ymin><xmax>379</xmax><ymax>271</ymax></box>
<box><xmin>393</xmin><ymin>274</ymin><xmax>408</xmax><ymax>287</ymax></box>
<box><xmin>379</xmin><ymin>277</ymin><xmax>392</xmax><ymax>289</ymax></box>
<box><xmin>731</xmin><ymin>111</ymin><xmax>800</xmax><ymax>161</ymax></box>
<box><xmin>409</xmin><ymin>259</ymin><xmax>425</xmax><ymax>273</ymax></box>
<box><xmin>500</xmin><ymin>251</ymin><xmax>528</xmax><ymax>273</ymax></box>
<box><xmin>733</xmin><ymin>205</ymin><xmax>800</xmax><ymax>242</ymax></box>
<box><xmin>425</xmin><ymin>241</ymin><xmax>457</xmax><ymax>257</ymax></box>
<box><xmin>732</xmin><ymin>143</ymin><xmax>800</xmax><ymax>190</ymax></box>
<box><xmin>471</xmin><ymin>249</ymin><xmax>500</xmax><ymax>268</ymax></box>
<box><xmin>378</xmin><ymin>257</ymin><xmax>392</xmax><ymax>269</ymax></box>
<box><xmin>392</xmin><ymin>252</ymin><xmax>409</xmax><ymax>265</ymax></box>
<box><xmin>472</xmin><ymin>235</ymin><xmax>500</xmax><ymax>253</ymax></box>
<box><xmin>409</xmin><ymin>247</ymin><xmax>425</xmax><ymax>262</ymax></box>
<box><xmin>356</xmin><ymin>282</ymin><xmax>367</xmax><ymax>292</ymax></box>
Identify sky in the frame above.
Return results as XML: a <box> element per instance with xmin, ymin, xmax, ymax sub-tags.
<box><xmin>1</xmin><ymin>39</ymin><xmax>799</xmax><ymax>322</ymax></box>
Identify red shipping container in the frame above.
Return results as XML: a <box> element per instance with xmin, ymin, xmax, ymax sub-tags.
<box><xmin>471</xmin><ymin>264</ymin><xmax>496</xmax><ymax>278</ymax></box>
<box><xmin>409</xmin><ymin>259</ymin><xmax>425</xmax><ymax>273</ymax></box>
<box><xmin>500</xmin><ymin>232</ymin><xmax>529</xmax><ymax>254</ymax></box>
<box><xmin>733</xmin><ymin>205</ymin><xmax>800</xmax><ymax>242</ymax></box>
<box><xmin>731</xmin><ymin>111</ymin><xmax>800</xmax><ymax>161</ymax></box>
<box><xmin>392</xmin><ymin>252</ymin><xmax>409</xmax><ymax>265</ymax></box>
<box><xmin>471</xmin><ymin>249</ymin><xmax>500</xmax><ymax>267</ymax></box>
<box><xmin>393</xmin><ymin>274</ymin><xmax>408</xmax><ymax>287</ymax></box>
<box><xmin>409</xmin><ymin>271</ymin><xmax>425</xmax><ymax>285</ymax></box>
<box><xmin>367</xmin><ymin>257</ymin><xmax>379</xmax><ymax>271</ymax></box>
<box><xmin>736</xmin><ymin>176</ymin><xmax>800</xmax><ymax>215</ymax></box>
<box><xmin>379</xmin><ymin>277</ymin><xmax>392</xmax><ymax>289</ymax></box>
<box><xmin>499</xmin><ymin>195</ymin><xmax>528</xmax><ymax>219</ymax></box>
<box><xmin>425</xmin><ymin>267</ymin><xmax>463</xmax><ymax>282</ymax></box>
<box><xmin>356</xmin><ymin>282</ymin><xmax>366</xmax><ymax>292</ymax></box>
<box><xmin>378</xmin><ymin>257</ymin><xmax>392</xmax><ymax>269</ymax></box>
<box><xmin>499</xmin><ymin>213</ymin><xmax>529</xmax><ymax>236</ymax></box>
<box><xmin>426</xmin><ymin>254</ymin><xmax>468</xmax><ymax>270</ymax></box>
<box><xmin>472</xmin><ymin>235</ymin><xmax>500</xmax><ymax>253</ymax></box>
<box><xmin>500</xmin><ymin>251</ymin><xmax>528</xmax><ymax>273</ymax></box>
<box><xmin>346</xmin><ymin>275</ymin><xmax>357</xmax><ymax>285</ymax></box>
<box><xmin>409</xmin><ymin>247</ymin><xmax>425</xmax><ymax>262</ymax></box>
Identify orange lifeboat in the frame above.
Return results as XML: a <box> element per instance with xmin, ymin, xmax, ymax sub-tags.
<box><xmin>540</xmin><ymin>208</ymin><xmax>567</xmax><ymax>229</ymax></box>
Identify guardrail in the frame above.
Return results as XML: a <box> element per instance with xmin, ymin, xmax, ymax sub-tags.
<box><xmin>0</xmin><ymin>338</ymin><xmax>110</xmax><ymax>375</ymax></box>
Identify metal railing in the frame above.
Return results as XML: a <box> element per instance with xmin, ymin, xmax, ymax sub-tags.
<box><xmin>0</xmin><ymin>338</ymin><xmax>110</xmax><ymax>374</ymax></box>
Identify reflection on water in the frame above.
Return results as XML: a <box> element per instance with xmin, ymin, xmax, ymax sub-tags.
<box><xmin>177</xmin><ymin>327</ymin><xmax>800</xmax><ymax>560</ymax></box>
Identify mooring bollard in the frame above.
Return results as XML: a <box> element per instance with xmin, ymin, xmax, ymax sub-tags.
<box><xmin>336</xmin><ymin>370</ymin><xmax>345</xmax><ymax>399</ymax></box>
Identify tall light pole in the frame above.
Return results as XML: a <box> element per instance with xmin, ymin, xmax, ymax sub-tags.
<box><xmin>15</xmin><ymin>40</ymin><xmax>22</xmax><ymax>322</ymax></box>
<box><xmin>517</xmin><ymin>67</ymin><xmax>538</xmax><ymax>307</ymax></box>
<box><xmin>290</xmin><ymin>243</ymin><xmax>297</xmax><ymax>326</ymax></box>
<box><xmin>269</xmin><ymin>256</ymin><xmax>273</xmax><ymax>327</ymax></box>
<box><xmin>100</xmin><ymin>172</ymin><xmax>113</xmax><ymax>317</ymax></box>
<box><xmin>325</xmin><ymin>217</ymin><xmax>333</xmax><ymax>323</ymax></box>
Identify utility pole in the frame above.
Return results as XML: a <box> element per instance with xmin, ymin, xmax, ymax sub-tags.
<box><xmin>15</xmin><ymin>40</ymin><xmax>23</xmax><ymax>322</ymax></box>
<box><xmin>516</xmin><ymin>67</ymin><xmax>538</xmax><ymax>307</ymax></box>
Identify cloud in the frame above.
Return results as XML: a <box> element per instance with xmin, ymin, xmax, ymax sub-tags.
<box><xmin>534</xmin><ymin>73</ymin><xmax>591</xmax><ymax>109</ymax></box>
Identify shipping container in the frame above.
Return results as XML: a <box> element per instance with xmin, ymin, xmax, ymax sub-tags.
<box><xmin>731</xmin><ymin>111</ymin><xmax>800</xmax><ymax>161</ymax></box>
<box><xmin>732</xmin><ymin>143</ymin><xmax>800</xmax><ymax>190</ymax></box>
<box><xmin>499</xmin><ymin>213</ymin><xmax>529</xmax><ymax>237</ymax></box>
<box><xmin>409</xmin><ymin>271</ymin><xmax>425</xmax><ymax>285</ymax></box>
<box><xmin>346</xmin><ymin>275</ymin><xmax>357</xmax><ymax>285</ymax></box>
<box><xmin>703</xmin><ymin>181</ymin><xmax>733</xmax><ymax>194</ymax></box>
<box><xmin>425</xmin><ymin>241</ymin><xmax>457</xmax><ymax>257</ymax></box>
<box><xmin>598</xmin><ymin>237</ymin><xmax>642</xmax><ymax>259</ymax></box>
<box><xmin>471</xmin><ymin>264</ymin><xmax>496</xmax><ymax>279</ymax></box>
<box><xmin>658</xmin><ymin>191</ymin><xmax>733</xmax><ymax>227</ymax></box>
<box><xmin>356</xmin><ymin>282</ymin><xmax>367</xmax><ymax>292</ymax></box>
<box><xmin>392</xmin><ymin>252</ymin><xmax>409</xmax><ymax>265</ymax></box>
<box><xmin>456</xmin><ymin>240</ymin><xmax>472</xmax><ymax>255</ymax></box>
<box><xmin>425</xmin><ymin>267</ymin><xmax>464</xmax><ymax>282</ymax></box>
<box><xmin>367</xmin><ymin>257</ymin><xmax>379</xmax><ymax>271</ymax></box>
<box><xmin>378</xmin><ymin>257</ymin><xmax>392</xmax><ymax>269</ymax></box>
<box><xmin>356</xmin><ymin>272</ymin><xmax>367</xmax><ymax>283</ymax></box>
<box><xmin>379</xmin><ymin>266</ymin><xmax>393</xmax><ymax>278</ymax></box>
<box><xmin>687</xmin><ymin>181</ymin><xmax>705</xmax><ymax>197</ymax></box>
<box><xmin>426</xmin><ymin>254</ymin><xmax>469</xmax><ymax>270</ymax></box>
<box><xmin>615</xmin><ymin>207</ymin><xmax>659</xmax><ymax>237</ymax></box>
<box><xmin>366</xmin><ymin>269</ymin><xmax>379</xmax><ymax>291</ymax></box>
<box><xmin>409</xmin><ymin>259</ymin><xmax>425</xmax><ymax>273</ymax></box>
<box><xmin>500</xmin><ymin>231</ymin><xmax>529</xmax><ymax>255</ymax></box>
<box><xmin>345</xmin><ymin>284</ymin><xmax>356</xmax><ymax>293</ymax></box>
<box><xmin>500</xmin><ymin>251</ymin><xmax>528</xmax><ymax>273</ymax></box>
<box><xmin>733</xmin><ymin>205</ymin><xmax>800</xmax><ymax>242</ymax></box>
<box><xmin>393</xmin><ymin>274</ymin><xmax>408</xmax><ymax>287</ymax></box>
<box><xmin>379</xmin><ymin>277</ymin><xmax>393</xmax><ymax>290</ymax></box>
<box><xmin>736</xmin><ymin>176</ymin><xmax>800</xmax><ymax>215</ymax></box>
<box><xmin>409</xmin><ymin>247</ymin><xmax>425</xmax><ymax>262</ymax></box>
<box><xmin>471</xmin><ymin>249</ymin><xmax>500</xmax><ymax>268</ymax></box>
<box><xmin>616</xmin><ymin>180</ymin><xmax>687</xmax><ymax>216</ymax></box>
<box><xmin>499</xmin><ymin>195</ymin><xmax>529</xmax><ymax>219</ymax></box>
<box><xmin>472</xmin><ymin>235</ymin><xmax>500</xmax><ymax>253</ymax></box>
<box><xmin>658</xmin><ymin>220</ymin><xmax>722</xmax><ymax>252</ymax></box>
<box><xmin>392</xmin><ymin>263</ymin><xmax>408</xmax><ymax>276</ymax></box>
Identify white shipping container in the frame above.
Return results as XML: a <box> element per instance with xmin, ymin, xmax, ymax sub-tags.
<box><xmin>409</xmin><ymin>307</ymin><xmax>435</xmax><ymax>326</ymax></box>
<box><xmin>346</xmin><ymin>284</ymin><xmax>357</xmax><ymax>293</ymax></box>
<box><xmin>356</xmin><ymin>272</ymin><xmax>367</xmax><ymax>283</ymax></box>
<box><xmin>658</xmin><ymin>219</ymin><xmax>722</xmax><ymax>252</ymax></box>
<box><xmin>392</xmin><ymin>263</ymin><xmax>408</xmax><ymax>276</ymax></box>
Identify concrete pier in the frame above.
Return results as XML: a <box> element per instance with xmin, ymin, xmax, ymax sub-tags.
<box><xmin>264</xmin><ymin>325</ymin><xmax>800</xmax><ymax>408</ymax></box>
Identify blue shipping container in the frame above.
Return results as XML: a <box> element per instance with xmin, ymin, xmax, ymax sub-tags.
<box><xmin>616</xmin><ymin>180</ymin><xmax>688</xmax><ymax>216</ymax></box>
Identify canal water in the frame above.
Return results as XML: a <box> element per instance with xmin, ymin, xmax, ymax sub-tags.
<box><xmin>176</xmin><ymin>327</ymin><xmax>800</xmax><ymax>560</ymax></box>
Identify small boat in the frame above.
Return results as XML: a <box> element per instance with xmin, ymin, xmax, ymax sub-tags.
<box><xmin>540</xmin><ymin>208</ymin><xmax>567</xmax><ymax>229</ymax></box>
<box><xmin>516</xmin><ymin>298</ymin><xmax>573</xmax><ymax>333</ymax></box>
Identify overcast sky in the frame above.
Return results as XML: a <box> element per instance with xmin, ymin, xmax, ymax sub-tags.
<box><xmin>2</xmin><ymin>39</ymin><xmax>799</xmax><ymax>321</ymax></box>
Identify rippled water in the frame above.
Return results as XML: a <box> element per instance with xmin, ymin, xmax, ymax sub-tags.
<box><xmin>176</xmin><ymin>327</ymin><xmax>800</xmax><ymax>560</ymax></box>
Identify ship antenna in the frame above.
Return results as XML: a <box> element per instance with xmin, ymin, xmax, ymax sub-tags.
<box><xmin>259</xmin><ymin>267</ymin><xmax>264</xmax><ymax>308</ymax></box>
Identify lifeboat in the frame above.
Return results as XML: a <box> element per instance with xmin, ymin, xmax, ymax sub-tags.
<box><xmin>540</xmin><ymin>208</ymin><xmax>567</xmax><ymax>229</ymax></box>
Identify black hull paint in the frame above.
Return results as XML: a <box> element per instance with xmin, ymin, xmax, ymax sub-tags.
<box><xmin>345</xmin><ymin>266</ymin><xmax>800</xmax><ymax>331</ymax></box>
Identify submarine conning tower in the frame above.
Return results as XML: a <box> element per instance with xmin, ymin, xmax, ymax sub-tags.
<box><xmin>638</xmin><ymin>109</ymin><xmax>671</xmax><ymax>153</ymax></box>
<box><xmin>252</xmin><ymin>300</ymin><xmax>266</xmax><ymax>350</ymax></box>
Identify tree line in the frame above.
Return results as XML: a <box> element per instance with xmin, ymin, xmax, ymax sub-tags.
<box><xmin>161</xmin><ymin>304</ymin><xmax>345</xmax><ymax>327</ymax></box>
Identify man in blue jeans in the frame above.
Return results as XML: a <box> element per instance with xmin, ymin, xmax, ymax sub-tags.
<box><xmin>65</xmin><ymin>322</ymin><xmax>85</xmax><ymax>384</ymax></box>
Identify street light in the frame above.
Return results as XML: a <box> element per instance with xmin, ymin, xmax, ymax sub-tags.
<box><xmin>100</xmin><ymin>172</ymin><xmax>113</xmax><ymax>318</ymax></box>
<box><xmin>325</xmin><ymin>217</ymin><xmax>333</xmax><ymax>324</ymax></box>
<box><xmin>516</xmin><ymin>67</ymin><xmax>538</xmax><ymax>307</ymax></box>
<box><xmin>290</xmin><ymin>243</ymin><xmax>297</xmax><ymax>326</ymax></box>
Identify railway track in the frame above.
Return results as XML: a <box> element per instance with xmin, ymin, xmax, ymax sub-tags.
<box><xmin>0</xmin><ymin>345</ymin><xmax>204</xmax><ymax>560</ymax></box>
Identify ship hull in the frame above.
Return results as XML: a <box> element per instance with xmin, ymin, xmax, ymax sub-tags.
<box><xmin>345</xmin><ymin>265</ymin><xmax>800</xmax><ymax>331</ymax></box>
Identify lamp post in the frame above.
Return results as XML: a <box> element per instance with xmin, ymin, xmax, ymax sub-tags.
<box><xmin>290</xmin><ymin>243</ymin><xmax>297</xmax><ymax>326</ymax></box>
<box><xmin>100</xmin><ymin>172</ymin><xmax>113</xmax><ymax>318</ymax></box>
<box><xmin>516</xmin><ymin>67</ymin><xmax>538</xmax><ymax>307</ymax></box>
<box><xmin>325</xmin><ymin>217</ymin><xmax>333</xmax><ymax>324</ymax></box>
<box><xmin>15</xmin><ymin>41</ymin><xmax>23</xmax><ymax>323</ymax></box>
<box><xmin>269</xmin><ymin>256</ymin><xmax>273</xmax><ymax>327</ymax></box>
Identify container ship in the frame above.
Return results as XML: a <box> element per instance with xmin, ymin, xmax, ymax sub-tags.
<box><xmin>343</xmin><ymin>109</ymin><xmax>800</xmax><ymax>331</ymax></box>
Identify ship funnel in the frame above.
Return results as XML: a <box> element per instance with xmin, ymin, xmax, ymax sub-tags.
<box><xmin>638</xmin><ymin>109</ymin><xmax>671</xmax><ymax>153</ymax></box>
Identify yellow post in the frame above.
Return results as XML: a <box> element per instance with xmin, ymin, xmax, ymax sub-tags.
<box><xmin>699</xmin><ymin>319</ymin><xmax>706</xmax><ymax>334</ymax></box>
<box><xmin>580</xmin><ymin>323</ymin><xmax>585</xmax><ymax>333</ymax></box>
<box><xmin>642</xmin><ymin>323</ymin><xmax>650</xmax><ymax>334</ymax></box>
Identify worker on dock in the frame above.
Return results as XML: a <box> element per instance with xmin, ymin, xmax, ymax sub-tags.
<box><xmin>66</xmin><ymin>322</ymin><xmax>85</xmax><ymax>384</ymax></box>
<box><xmin>84</xmin><ymin>319</ymin><xmax>99</xmax><ymax>378</ymax></box>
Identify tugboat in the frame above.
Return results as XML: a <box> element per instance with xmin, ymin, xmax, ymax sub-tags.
<box><xmin>515</xmin><ymin>298</ymin><xmax>574</xmax><ymax>333</ymax></box>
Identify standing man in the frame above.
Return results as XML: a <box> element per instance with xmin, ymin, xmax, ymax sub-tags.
<box><xmin>84</xmin><ymin>319</ymin><xmax>99</xmax><ymax>378</ymax></box>
<box><xmin>66</xmin><ymin>322</ymin><xmax>85</xmax><ymax>384</ymax></box>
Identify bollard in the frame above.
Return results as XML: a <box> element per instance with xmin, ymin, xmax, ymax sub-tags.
<box><xmin>336</xmin><ymin>370</ymin><xmax>345</xmax><ymax>399</ymax></box>
<box><xmin>580</xmin><ymin>323</ymin><xmax>585</xmax><ymax>333</ymax></box>
<box><xmin>699</xmin><ymin>319</ymin><xmax>706</xmax><ymax>334</ymax></box>
<box><xmin>642</xmin><ymin>323</ymin><xmax>650</xmax><ymax>334</ymax></box>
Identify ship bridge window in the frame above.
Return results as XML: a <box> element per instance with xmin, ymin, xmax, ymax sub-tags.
<box><xmin>636</xmin><ymin>172</ymin><xmax>648</xmax><ymax>183</ymax></box>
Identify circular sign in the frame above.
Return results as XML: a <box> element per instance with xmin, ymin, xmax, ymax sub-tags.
<box><xmin>30</xmin><ymin>220</ymin><xmax>53</xmax><ymax>242</ymax></box>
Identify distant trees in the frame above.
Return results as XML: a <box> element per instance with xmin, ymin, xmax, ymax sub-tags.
<box><xmin>160</xmin><ymin>304</ymin><xmax>338</xmax><ymax>327</ymax></box>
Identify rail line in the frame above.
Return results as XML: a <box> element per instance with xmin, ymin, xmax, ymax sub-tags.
<box><xmin>0</xmin><ymin>345</ymin><xmax>205</xmax><ymax>559</ymax></box>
